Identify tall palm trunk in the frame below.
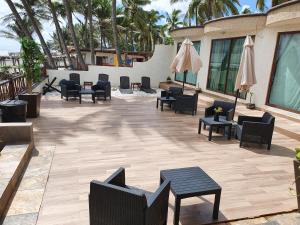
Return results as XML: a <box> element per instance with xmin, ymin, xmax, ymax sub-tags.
<box><xmin>112</xmin><ymin>0</ymin><xmax>122</xmax><ymax>66</ymax></box>
<box><xmin>62</xmin><ymin>0</ymin><xmax>86</xmax><ymax>70</ymax></box>
<box><xmin>88</xmin><ymin>0</ymin><xmax>95</xmax><ymax>65</ymax></box>
<box><xmin>20</xmin><ymin>0</ymin><xmax>56</xmax><ymax>68</ymax></box>
<box><xmin>5</xmin><ymin>0</ymin><xmax>32</xmax><ymax>40</ymax></box>
<box><xmin>47</xmin><ymin>0</ymin><xmax>73</xmax><ymax>68</ymax></box>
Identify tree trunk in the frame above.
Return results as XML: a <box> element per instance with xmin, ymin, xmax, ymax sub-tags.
<box><xmin>47</xmin><ymin>0</ymin><xmax>73</xmax><ymax>68</ymax></box>
<box><xmin>88</xmin><ymin>0</ymin><xmax>95</xmax><ymax>65</ymax></box>
<box><xmin>5</xmin><ymin>0</ymin><xmax>33</xmax><ymax>40</ymax></box>
<box><xmin>20</xmin><ymin>0</ymin><xmax>56</xmax><ymax>69</ymax></box>
<box><xmin>112</xmin><ymin>0</ymin><xmax>122</xmax><ymax>66</ymax></box>
<box><xmin>62</xmin><ymin>0</ymin><xmax>86</xmax><ymax>70</ymax></box>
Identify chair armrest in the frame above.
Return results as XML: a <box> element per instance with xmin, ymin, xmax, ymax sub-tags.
<box><xmin>242</xmin><ymin>121</ymin><xmax>274</xmax><ymax>136</ymax></box>
<box><xmin>104</xmin><ymin>167</ymin><xmax>125</xmax><ymax>187</ymax></box>
<box><xmin>75</xmin><ymin>84</ymin><xmax>82</xmax><ymax>90</ymax></box>
<box><xmin>238</xmin><ymin>116</ymin><xmax>262</xmax><ymax>125</ymax></box>
<box><xmin>61</xmin><ymin>84</ymin><xmax>67</xmax><ymax>96</ymax></box>
<box><xmin>226</xmin><ymin>109</ymin><xmax>234</xmax><ymax>121</ymax></box>
<box><xmin>146</xmin><ymin>180</ymin><xmax>170</xmax><ymax>225</ymax></box>
<box><xmin>161</xmin><ymin>90</ymin><xmax>167</xmax><ymax>97</ymax></box>
<box><xmin>205</xmin><ymin>106</ymin><xmax>215</xmax><ymax>117</ymax></box>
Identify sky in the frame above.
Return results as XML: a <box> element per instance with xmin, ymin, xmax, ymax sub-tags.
<box><xmin>0</xmin><ymin>0</ymin><xmax>271</xmax><ymax>53</ymax></box>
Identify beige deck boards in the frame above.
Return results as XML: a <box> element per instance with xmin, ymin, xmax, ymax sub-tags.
<box><xmin>33</xmin><ymin>94</ymin><xmax>299</xmax><ymax>225</ymax></box>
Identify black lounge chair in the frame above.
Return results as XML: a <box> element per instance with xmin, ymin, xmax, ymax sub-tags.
<box><xmin>98</xmin><ymin>73</ymin><xmax>109</xmax><ymax>82</ymax></box>
<box><xmin>236</xmin><ymin>112</ymin><xmax>275</xmax><ymax>150</ymax></box>
<box><xmin>69</xmin><ymin>73</ymin><xmax>80</xmax><ymax>85</ymax></box>
<box><xmin>89</xmin><ymin>168</ymin><xmax>170</xmax><ymax>225</ymax></box>
<box><xmin>60</xmin><ymin>79</ymin><xmax>81</xmax><ymax>101</ymax></box>
<box><xmin>140</xmin><ymin>76</ymin><xmax>156</xmax><ymax>94</ymax></box>
<box><xmin>174</xmin><ymin>94</ymin><xmax>198</xmax><ymax>115</ymax></box>
<box><xmin>205</xmin><ymin>100</ymin><xmax>235</xmax><ymax>121</ymax></box>
<box><xmin>92</xmin><ymin>81</ymin><xmax>111</xmax><ymax>101</ymax></box>
<box><xmin>119</xmin><ymin>76</ymin><xmax>133</xmax><ymax>94</ymax></box>
<box><xmin>161</xmin><ymin>87</ymin><xmax>183</xmax><ymax>98</ymax></box>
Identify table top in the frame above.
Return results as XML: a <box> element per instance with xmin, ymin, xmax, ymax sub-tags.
<box><xmin>158</xmin><ymin>96</ymin><xmax>176</xmax><ymax>101</ymax></box>
<box><xmin>201</xmin><ymin>116</ymin><xmax>232</xmax><ymax>126</ymax></box>
<box><xmin>79</xmin><ymin>90</ymin><xmax>95</xmax><ymax>94</ymax></box>
<box><xmin>131</xmin><ymin>82</ymin><xmax>141</xmax><ymax>85</ymax></box>
<box><xmin>160</xmin><ymin>167</ymin><xmax>221</xmax><ymax>197</ymax></box>
<box><xmin>0</xmin><ymin>100</ymin><xmax>27</xmax><ymax>107</ymax></box>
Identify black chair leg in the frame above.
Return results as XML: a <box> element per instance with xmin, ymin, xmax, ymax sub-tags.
<box><xmin>239</xmin><ymin>141</ymin><xmax>242</xmax><ymax>148</ymax></box>
<box><xmin>267</xmin><ymin>143</ymin><xmax>271</xmax><ymax>150</ymax></box>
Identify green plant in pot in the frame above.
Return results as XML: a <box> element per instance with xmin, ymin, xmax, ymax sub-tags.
<box><xmin>213</xmin><ymin>107</ymin><xmax>223</xmax><ymax>122</ymax></box>
<box><xmin>18</xmin><ymin>37</ymin><xmax>44</xmax><ymax>118</ymax></box>
<box><xmin>246</xmin><ymin>92</ymin><xmax>255</xmax><ymax>109</ymax></box>
<box><xmin>166</xmin><ymin>76</ymin><xmax>172</xmax><ymax>83</ymax></box>
<box><xmin>290</xmin><ymin>148</ymin><xmax>300</xmax><ymax>212</ymax></box>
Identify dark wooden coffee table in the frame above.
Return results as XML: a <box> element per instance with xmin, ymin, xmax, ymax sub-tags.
<box><xmin>79</xmin><ymin>90</ymin><xmax>95</xmax><ymax>104</ymax></box>
<box><xmin>160</xmin><ymin>167</ymin><xmax>222</xmax><ymax>225</ymax></box>
<box><xmin>198</xmin><ymin>116</ymin><xmax>232</xmax><ymax>141</ymax></box>
<box><xmin>156</xmin><ymin>97</ymin><xmax>176</xmax><ymax>111</ymax></box>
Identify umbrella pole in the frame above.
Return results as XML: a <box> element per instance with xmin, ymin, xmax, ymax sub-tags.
<box><xmin>233</xmin><ymin>89</ymin><xmax>239</xmax><ymax>120</ymax></box>
<box><xmin>183</xmin><ymin>70</ymin><xmax>187</xmax><ymax>92</ymax></box>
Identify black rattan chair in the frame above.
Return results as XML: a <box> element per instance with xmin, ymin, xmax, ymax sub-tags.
<box><xmin>92</xmin><ymin>81</ymin><xmax>111</xmax><ymax>100</ymax></box>
<box><xmin>205</xmin><ymin>100</ymin><xmax>235</xmax><ymax>121</ymax></box>
<box><xmin>60</xmin><ymin>80</ymin><xmax>81</xmax><ymax>101</ymax></box>
<box><xmin>174</xmin><ymin>94</ymin><xmax>198</xmax><ymax>115</ymax></box>
<box><xmin>69</xmin><ymin>73</ymin><xmax>80</xmax><ymax>85</ymax></box>
<box><xmin>161</xmin><ymin>87</ymin><xmax>183</xmax><ymax>98</ymax></box>
<box><xmin>98</xmin><ymin>74</ymin><xmax>109</xmax><ymax>82</ymax></box>
<box><xmin>236</xmin><ymin>112</ymin><xmax>275</xmax><ymax>150</ymax></box>
<box><xmin>140</xmin><ymin>76</ymin><xmax>156</xmax><ymax>94</ymax></box>
<box><xmin>89</xmin><ymin>168</ymin><xmax>170</xmax><ymax>225</ymax></box>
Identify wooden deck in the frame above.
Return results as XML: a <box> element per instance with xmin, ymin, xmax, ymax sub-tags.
<box><xmin>32</xmin><ymin>94</ymin><xmax>298</xmax><ymax>225</ymax></box>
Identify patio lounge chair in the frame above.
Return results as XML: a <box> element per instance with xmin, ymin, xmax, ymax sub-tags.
<box><xmin>174</xmin><ymin>93</ymin><xmax>198</xmax><ymax>115</ymax></box>
<box><xmin>140</xmin><ymin>77</ymin><xmax>156</xmax><ymax>94</ymax></box>
<box><xmin>89</xmin><ymin>167</ymin><xmax>170</xmax><ymax>225</ymax></box>
<box><xmin>69</xmin><ymin>73</ymin><xmax>80</xmax><ymax>85</ymax></box>
<box><xmin>205</xmin><ymin>100</ymin><xmax>235</xmax><ymax>121</ymax></box>
<box><xmin>236</xmin><ymin>112</ymin><xmax>275</xmax><ymax>150</ymax></box>
<box><xmin>92</xmin><ymin>81</ymin><xmax>111</xmax><ymax>100</ymax></box>
<box><xmin>60</xmin><ymin>79</ymin><xmax>81</xmax><ymax>101</ymax></box>
<box><xmin>120</xmin><ymin>76</ymin><xmax>133</xmax><ymax>94</ymax></box>
<box><xmin>98</xmin><ymin>73</ymin><xmax>109</xmax><ymax>82</ymax></box>
<box><xmin>161</xmin><ymin>87</ymin><xmax>183</xmax><ymax>98</ymax></box>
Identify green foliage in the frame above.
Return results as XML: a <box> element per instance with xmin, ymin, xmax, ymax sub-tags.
<box><xmin>0</xmin><ymin>66</ymin><xmax>13</xmax><ymax>80</ymax></box>
<box><xmin>214</xmin><ymin>107</ymin><xmax>223</xmax><ymax>113</ymax></box>
<box><xmin>296</xmin><ymin>148</ymin><xmax>300</xmax><ymax>160</ymax></box>
<box><xmin>20</xmin><ymin>37</ymin><xmax>44</xmax><ymax>92</ymax></box>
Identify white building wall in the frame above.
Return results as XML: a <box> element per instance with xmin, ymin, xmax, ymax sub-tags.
<box><xmin>47</xmin><ymin>45</ymin><xmax>174</xmax><ymax>88</ymax></box>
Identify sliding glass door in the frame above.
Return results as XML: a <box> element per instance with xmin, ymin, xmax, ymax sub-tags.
<box><xmin>207</xmin><ymin>37</ymin><xmax>245</xmax><ymax>96</ymax></box>
<box><xmin>175</xmin><ymin>41</ymin><xmax>201</xmax><ymax>86</ymax></box>
<box><xmin>268</xmin><ymin>32</ymin><xmax>300</xmax><ymax>112</ymax></box>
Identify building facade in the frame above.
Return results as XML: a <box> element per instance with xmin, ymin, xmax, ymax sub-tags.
<box><xmin>170</xmin><ymin>1</ymin><xmax>300</xmax><ymax>113</ymax></box>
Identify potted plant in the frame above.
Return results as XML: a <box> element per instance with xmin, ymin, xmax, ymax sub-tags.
<box><xmin>0</xmin><ymin>66</ymin><xmax>13</xmax><ymax>81</ymax></box>
<box><xmin>213</xmin><ymin>107</ymin><xmax>223</xmax><ymax>122</ymax></box>
<box><xmin>166</xmin><ymin>76</ymin><xmax>172</xmax><ymax>84</ymax></box>
<box><xmin>246</xmin><ymin>92</ymin><xmax>255</xmax><ymax>110</ymax></box>
<box><xmin>195</xmin><ymin>82</ymin><xmax>202</xmax><ymax>94</ymax></box>
<box><xmin>291</xmin><ymin>148</ymin><xmax>300</xmax><ymax>212</ymax></box>
<box><xmin>18</xmin><ymin>37</ymin><xmax>44</xmax><ymax>118</ymax></box>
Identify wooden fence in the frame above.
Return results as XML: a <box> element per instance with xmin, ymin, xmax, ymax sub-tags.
<box><xmin>0</xmin><ymin>76</ymin><xmax>26</xmax><ymax>101</ymax></box>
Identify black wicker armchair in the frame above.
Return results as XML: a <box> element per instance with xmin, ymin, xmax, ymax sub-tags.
<box><xmin>60</xmin><ymin>80</ymin><xmax>81</xmax><ymax>101</ymax></box>
<box><xmin>205</xmin><ymin>100</ymin><xmax>235</xmax><ymax>121</ymax></box>
<box><xmin>141</xmin><ymin>76</ymin><xmax>156</xmax><ymax>94</ymax></box>
<box><xmin>174</xmin><ymin>94</ymin><xmax>198</xmax><ymax>115</ymax></box>
<box><xmin>92</xmin><ymin>81</ymin><xmax>111</xmax><ymax>100</ymax></box>
<box><xmin>98</xmin><ymin>73</ymin><xmax>109</xmax><ymax>82</ymax></box>
<box><xmin>89</xmin><ymin>168</ymin><xmax>170</xmax><ymax>225</ymax></box>
<box><xmin>161</xmin><ymin>87</ymin><xmax>183</xmax><ymax>98</ymax></box>
<box><xmin>69</xmin><ymin>73</ymin><xmax>80</xmax><ymax>85</ymax></box>
<box><xmin>236</xmin><ymin>112</ymin><xmax>275</xmax><ymax>150</ymax></box>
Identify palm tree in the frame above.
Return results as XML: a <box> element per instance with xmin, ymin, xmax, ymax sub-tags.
<box><xmin>112</xmin><ymin>0</ymin><xmax>122</xmax><ymax>65</ymax></box>
<box><xmin>47</xmin><ymin>0</ymin><xmax>73</xmax><ymax>67</ymax></box>
<box><xmin>19</xmin><ymin>0</ymin><xmax>56</xmax><ymax>68</ymax></box>
<box><xmin>4</xmin><ymin>0</ymin><xmax>33</xmax><ymax>40</ymax></box>
<box><xmin>256</xmin><ymin>0</ymin><xmax>290</xmax><ymax>11</ymax></box>
<box><xmin>166</xmin><ymin>9</ymin><xmax>183</xmax><ymax>30</ymax></box>
<box><xmin>88</xmin><ymin>0</ymin><xmax>95</xmax><ymax>65</ymax></box>
<box><xmin>62</xmin><ymin>0</ymin><xmax>86</xmax><ymax>69</ymax></box>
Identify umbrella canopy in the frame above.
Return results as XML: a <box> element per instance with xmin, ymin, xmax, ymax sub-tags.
<box><xmin>235</xmin><ymin>35</ymin><xmax>257</xmax><ymax>91</ymax></box>
<box><xmin>170</xmin><ymin>39</ymin><xmax>202</xmax><ymax>74</ymax></box>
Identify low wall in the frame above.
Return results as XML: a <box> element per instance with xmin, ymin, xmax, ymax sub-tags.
<box><xmin>47</xmin><ymin>45</ymin><xmax>174</xmax><ymax>88</ymax></box>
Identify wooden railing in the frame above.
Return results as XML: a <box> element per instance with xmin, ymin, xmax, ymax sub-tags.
<box><xmin>0</xmin><ymin>75</ymin><xmax>26</xmax><ymax>101</ymax></box>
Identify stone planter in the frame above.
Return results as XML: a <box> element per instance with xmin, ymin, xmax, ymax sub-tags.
<box><xmin>246</xmin><ymin>103</ymin><xmax>256</xmax><ymax>110</ymax></box>
<box><xmin>18</xmin><ymin>92</ymin><xmax>41</xmax><ymax>118</ymax></box>
<box><xmin>294</xmin><ymin>159</ymin><xmax>300</xmax><ymax>212</ymax></box>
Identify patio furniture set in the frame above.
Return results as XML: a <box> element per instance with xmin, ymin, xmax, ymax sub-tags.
<box><xmin>89</xmin><ymin>166</ymin><xmax>221</xmax><ymax>225</ymax></box>
<box><xmin>120</xmin><ymin>76</ymin><xmax>156</xmax><ymax>94</ymax></box>
<box><xmin>60</xmin><ymin>73</ymin><xmax>111</xmax><ymax>103</ymax></box>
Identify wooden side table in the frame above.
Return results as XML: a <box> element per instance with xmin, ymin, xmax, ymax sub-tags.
<box><xmin>84</xmin><ymin>81</ymin><xmax>93</xmax><ymax>89</ymax></box>
<box><xmin>131</xmin><ymin>82</ymin><xmax>141</xmax><ymax>90</ymax></box>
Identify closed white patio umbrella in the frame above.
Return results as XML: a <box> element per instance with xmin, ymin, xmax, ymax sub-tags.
<box><xmin>170</xmin><ymin>38</ymin><xmax>202</xmax><ymax>91</ymax></box>
<box><xmin>234</xmin><ymin>35</ymin><xmax>257</xmax><ymax>115</ymax></box>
